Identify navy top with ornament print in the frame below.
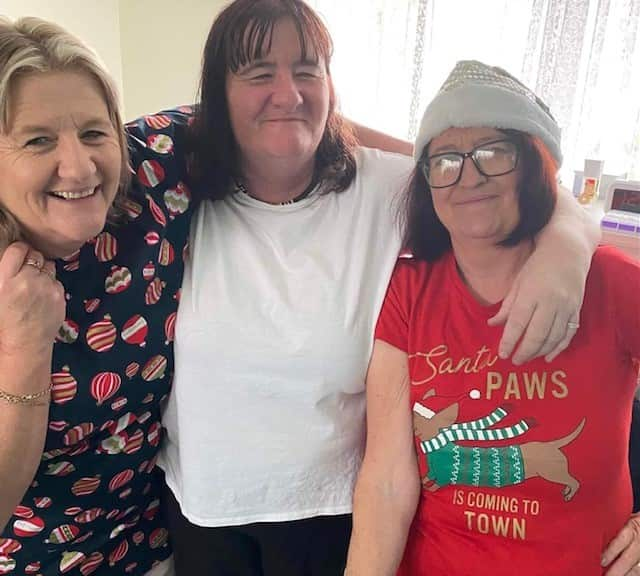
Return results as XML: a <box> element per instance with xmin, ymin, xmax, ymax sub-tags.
<box><xmin>0</xmin><ymin>107</ymin><xmax>195</xmax><ymax>576</ymax></box>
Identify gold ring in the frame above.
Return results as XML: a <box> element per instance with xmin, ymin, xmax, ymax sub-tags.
<box><xmin>567</xmin><ymin>321</ymin><xmax>580</xmax><ymax>330</ymax></box>
<box><xmin>24</xmin><ymin>257</ymin><xmax>43</xmax><ymax>271</ymax></box>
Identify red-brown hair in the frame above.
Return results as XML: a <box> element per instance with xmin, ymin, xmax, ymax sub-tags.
<box><xmin>402</xmin><ymin>129</ymin><xmax>558</xmax><ymax>261</ymax></box>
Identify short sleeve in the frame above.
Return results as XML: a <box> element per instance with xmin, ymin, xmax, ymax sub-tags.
<box><xmin>125</xmin><ymin>106</ymin><xmax>195</xmax><ymax>206</ymax></box>
<box><xmin>375</xmin><ymin>259</ymin><xmax>412</xmax><ymax>352</ymax></box>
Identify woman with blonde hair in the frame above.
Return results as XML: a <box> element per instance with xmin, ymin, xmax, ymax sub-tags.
<box><xmin>0</xmin><ymin>17</ymin><xmax>192</xmax><ymax>575</ymax></box>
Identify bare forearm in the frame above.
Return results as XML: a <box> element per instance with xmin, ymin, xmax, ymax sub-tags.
<box><xmin>0</xmin><ymin>353</ymin><xmax>51</xmax><ymax>530</ymax></box>
<box><xmin>346</xmin><ymin>471</ymin><xmax>419</xmax><ymax>575</ymax></box>
<box><xmin>537</xmin><ymin>186</ymin><xmax>600</xmax><ymax>262</ymax></box>
<box><xmin>349</xmin><ymin>120</ymin><xmax>414</xmax><ymax>157</ymax></box>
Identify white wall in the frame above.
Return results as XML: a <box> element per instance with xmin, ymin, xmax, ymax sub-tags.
<box><xmin>118</xmin><ymin>0</ymin><xmax>228</xmax><ymax>120</ymax></box>
<box><xmin>1</xmin><ymin>0</ymin><xmax>229</xmax><ymax>121</ymax></box>
<box><xmin>1</xmin><ymin>0</ymin><xmax>124</xmax><ymax>103</ymax></box>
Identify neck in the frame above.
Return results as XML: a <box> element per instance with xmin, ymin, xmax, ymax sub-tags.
<box><xmin>239</xmin><ymin>157</ymin><xmax>316</xmax><ymax>204</ymax></box>
<box><xmin>451</xmin><ymin>237</ymin><xmax>534</xmax><ymax>305</ymax></box>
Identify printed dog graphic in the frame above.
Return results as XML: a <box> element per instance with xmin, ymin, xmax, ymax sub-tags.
<box><xmin>413</xmin><ymin>390</ymin><xmax>585</xmax><ymax>501</ymax></box>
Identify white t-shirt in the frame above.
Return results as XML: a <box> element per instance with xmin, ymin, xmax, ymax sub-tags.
<box><xmin>159</xmin><ymin>147</ymin><xmax>413</xmax><ymax>526</ymax></box>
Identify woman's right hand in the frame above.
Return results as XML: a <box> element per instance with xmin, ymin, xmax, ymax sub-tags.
<box><xmin>0</xmin><ymin>242</ymin><xmax>65</xmax><ymax>357</ymax></box>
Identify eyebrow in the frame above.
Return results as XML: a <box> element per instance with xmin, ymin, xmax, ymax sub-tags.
<box><xmin>12</xmin><ymin>118</ymin><xmax>113</xmax><ymax>136</ymax></box>
<box><xmin>430</xmin><ymin>135</ymin><xmax>505</xmax><ymax>155</ymax></box>
<box><xmin>238</xmin><ymin>57</ymin><xmax>321</xmax><ymax>74</ymax></box>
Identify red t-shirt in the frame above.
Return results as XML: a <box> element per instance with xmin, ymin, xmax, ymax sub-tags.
<box><xmin>375</xmin><ymin>246</ymin><xmax>640</xmax><ymax>576</ymax></box>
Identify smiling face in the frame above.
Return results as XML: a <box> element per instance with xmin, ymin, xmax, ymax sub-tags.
<box><xmin>0</xmin><ymin>70</ymin><xmax>122</xmax><ymax>258</ymax></box>
<box><xmin>225</xmin><ymin>17</ymin><xmax>332</xmax><ymax>168</ymax></box>
<box><xmin>427</xmin><ymin>127</ymin><xmax>521</xmax><ymax>246</ymax></box>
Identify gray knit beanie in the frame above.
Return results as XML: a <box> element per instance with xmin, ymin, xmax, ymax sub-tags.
<box><xmin>414</xmin><ymin>60</ymin><xmax>562</xmax><ymax>166</ymax></box>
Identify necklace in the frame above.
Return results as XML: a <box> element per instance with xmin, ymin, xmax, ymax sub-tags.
<box><xmin>234</xmin><ymin>177</ymin><xmax>317</xmax><ymax>206</ymax></box>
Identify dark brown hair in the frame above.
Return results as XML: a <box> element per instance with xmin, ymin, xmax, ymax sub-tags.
<box><xmin>188</xmin><ymin>0</ymin><xmax>357</xmax><ymax>200</ymax></box>
<box><xmin>402</xmin><ymin>130</ymin><xmax>558</xmax><ymax>261</ymax></box>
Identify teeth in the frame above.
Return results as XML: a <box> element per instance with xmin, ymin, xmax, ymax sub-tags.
<box><xmin>50</xmin><ymin>188</ymin><xmax>95</xmax><ymax>200</ymax></box>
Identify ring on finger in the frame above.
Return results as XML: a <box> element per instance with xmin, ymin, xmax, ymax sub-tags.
<box><xmin>567</xmin><ymin>321</ymin><xmax>580</xmax><ymax>330</ymax></box>
<box><xmin>24</xmin><ymin>257</ymin><xmax>43</xmax><ymax>271</ymax></box>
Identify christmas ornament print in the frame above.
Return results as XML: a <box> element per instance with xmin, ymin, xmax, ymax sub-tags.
<box><xmin>145</xmin><ymin>231</ymin><xmax>160</xmax><ymax>245</ymax></box>
<box><xmin>121</xmin><ymin>315</ymin><xmax>148</xmax><ymax>347</ymax></box>
<box><xmin>125</xmin><ymin>362</ymin><xmax>140</xmax><ymax>379</ymax></box>
<box><xmin>79</xmin><ymin>551</ymin><xmax>104</xmax><ymax>576</ymax></box>
<box><xmin>163</xmin><ymin>182</ymin><xmax>190</xmax><ymax>218</ymax></box>
<box><xmin>93</xmin><ymin>232</ymin><xmax>118</xmax><ymax>262</ymax></box>
<box><xmin>108</xmin><ymin>469</ymin><xmax>134</xmax><ymax>493</ymax></box>
<box><xmin>45</xmin><ymin>462</ymin><xmax>76</xmax><ymax>477</ymax></box>
<box><xmin>0</xmin><ymin>556</ymin><xmax>16</xmax><ymax>574</ymax></box>
<box><xmin>33</xmin><ymin>497</ymin><xmax>52</xmax><ymax>509</ymax></box>
<box><xmin>147</xmin><ymin>133</ymin><xmax>174</xmax><ymax>154</ymax></box>
<box><xmin>105</xmin><ymin>266</ymin><xmax>132</xmax><ymax>294</ymax></box>
<box><xmin>59</xmin><ymin>550</ymin><xmax>86</xmax><ymax>573</ymax></box>
<box><xmin>84</xmin><ymin>298</ymin><xmax>101</xmax><ymax>313</ymax></box>
<box><xmin>157</xmin><ymin>239</ymin><xmax>174</xmax><ymax>266</ymax></box>
<box><xmin>75</xmin><ymin>508</ymin><xmax>104</xmax><ymax>524</ymax></box>
<box><xmin>49</xmin><ymin>420</ymin><xmax>68</xmax><ymax>432</ymax></box>
<box><xmin>45</xmin><ymin>524</ymin><xmax>80</xmax><ymax>544</ymax></box>
<box><xmin>57</xmin><ymin>318</ymin><xmax>80</xmax><ymax>344</ymax></box>
<box><xmin>0</xmin><ymin>539</ymin><xmax>21</xmax><ymax>555</ymax></box>
<box><xmin>91</xmin><ymin>372</ymin><xmax>122</xmax><ymax>405</ymax></box>
<box><xmin>145</xmin><ymin>278</ymin><xmax>165</xmax><ymax>305</ymax></box>
<box><xmin>164</xmin><ymin>311</ymin><xmax>177</xmax><ymax>344</ymax></box>
<box><xmin>109</xmin><ymin>539</ymin><xmax>129</xmax><ymax>566</ymax></box>
<box><xmin>12</xmin><ymin>517</ymin><xmax>44</xmax><ymax>538</ymax></box>
<box><xmin>51</xmin><ymin>366</ymin><xmax>78</xmax><ymax>405</ymax></box>
<box><xmin>86</xmin><ymin>316</ymin><xmax>117</xmax><ymax>353</ymax></box>
<box><xmin>144</xmin><ymin>114</ymin><xmax>171</xmax><ymax>129</ymax></box>
<box><xmin>12</xmin><ymin>506</ymin><xmax>33</xmax><ymax>520</ymax></box>
<box><xmin>146</xmin><ymin>193</ymin><xmax>167</xmax><ymax>227</ymax></box>
<box><xmin>122</xmin><ymin>197</ymin><xmax>143</xmax><ymax>220</ymax></box>
<box><xmin>149</xmin><ymin>527</ymin><xmax>168</xmax><ymax>549</ymax></box>
<box><xmin>138</xmin><ymin>160</ymin><xmax>165</xmax><ymax>189</ymax></box>
<box><xmin>123</xmin><ymin>429</ymin><xmax>145</xmax><ymax>455</ymax></box>
<box><xmin>63</xmin><ymin>423</ymin><xmax>95</xmax><ymax>447</ymax></box>
<box><xmin>71</xmin><ymin>477</ymin><xmax>101</xmax><ymax>497</ymax></box>
<box><xmin>142</xmin><ymin>261</ymin><xmax>155</xmax><ymax>280</ymax></box>
<box><xmin>141</xmin><ymin>356</ymin><xmax>167</xmax><ymax>382</ymax></box>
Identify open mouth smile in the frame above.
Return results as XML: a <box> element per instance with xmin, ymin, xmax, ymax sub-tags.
<box><xmin>48</xmin><ymin>187</ymin><xmax>97</xmax><ymax>200</ymax></box>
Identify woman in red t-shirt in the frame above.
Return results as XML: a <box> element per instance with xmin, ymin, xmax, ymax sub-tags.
<box><xmin>346</xmin><ymin>60</ymin><xmax>640</xmax><ymax>576</ymax></box>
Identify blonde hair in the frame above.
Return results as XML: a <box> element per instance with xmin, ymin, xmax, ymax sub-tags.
<box><xmin>0</xmin><ymin>16</ymin><xmax>129</xmax><ymax>246</ymax></box>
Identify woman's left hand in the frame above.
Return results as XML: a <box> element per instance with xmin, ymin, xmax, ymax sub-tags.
<box><xmin>488</xmin><ymin>244</ymin><xmax>584</xmax><ymax>365</ymax></box>
<box><xmin>601</xmin><ymin>514</ymin><xmax>640</xmax><ymax>575</ymax></box>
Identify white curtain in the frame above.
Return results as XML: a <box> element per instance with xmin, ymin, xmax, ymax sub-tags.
<box><xmin>309</xmin><ymin>0</ymin><xmax>640</xmax><ymax>182</ymax></box>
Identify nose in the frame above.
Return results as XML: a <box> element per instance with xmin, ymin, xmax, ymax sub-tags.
<box><xmin>270</xmin><ymin>71</ymin><xmax>303</xmax><ymax>110</ymax></box>
<box><xmin>56</xmin><ymin>134</ymin><xmax>97</xmax><ymax>181</ymax></box>
<box><xmin>457</xmin><ymin>155</ymin><xmax>486</xmax><ymax>187</ymax></box>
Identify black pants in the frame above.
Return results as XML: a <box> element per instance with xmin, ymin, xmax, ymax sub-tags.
<box><xmin>164</xmin><ymin>484</ymin><xmax>352</xmax><ymax>576</ymax></box>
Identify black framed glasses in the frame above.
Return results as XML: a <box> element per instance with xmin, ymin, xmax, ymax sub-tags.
<box><xmin>421</xmin><ymin>138</ymin><xmax>520</xmax><ymax>189</ymax></box>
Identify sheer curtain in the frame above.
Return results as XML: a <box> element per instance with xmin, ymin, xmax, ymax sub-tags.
<box><xmin>309</xmin><ymin>0</ymin><xmax>640</xmax><ymax>182</ymax></box>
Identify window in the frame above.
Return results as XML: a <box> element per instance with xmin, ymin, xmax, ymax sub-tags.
<box><xmin>310</xmin><ymin>0</ymin><xmax>640</xmax><ymax>183</ymax></box>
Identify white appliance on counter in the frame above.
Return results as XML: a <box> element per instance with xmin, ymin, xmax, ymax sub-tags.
<box><xmin>599</xmin><ymin>180</ymin><xmax>640</xmax><ymax>258</ymax></box>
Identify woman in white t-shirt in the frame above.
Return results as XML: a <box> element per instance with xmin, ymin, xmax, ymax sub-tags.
<box><xmin>159</xmin><ymin>1</ymin><xmax>600</xmax><ymax>574</ymax></box>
